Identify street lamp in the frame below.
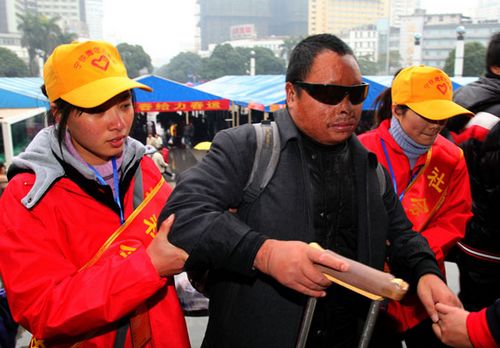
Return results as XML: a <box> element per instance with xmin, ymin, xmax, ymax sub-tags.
<box><xmin>250</xmin><ymin>50</ymin><xmax>256</xmax><ymax>76</ymax></box>
<box><xmin>413</xmin><ymin>32</ymin><xmax>422</xmax><ymax>66</ymax></box>
<box><xmin>454</xmin><ymin>26</ymin><xmax>466</xmax><ymax>77</ymax></box>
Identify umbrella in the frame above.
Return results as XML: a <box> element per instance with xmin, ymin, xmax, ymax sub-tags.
<box><xmin>194</xmin><ymin>141</ymin><xmax>212</xmax><ymax>151</ymax></box>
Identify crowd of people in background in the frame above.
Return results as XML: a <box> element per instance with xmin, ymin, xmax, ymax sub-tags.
<box><xmin>1</xmin><ymin>31</ymin><xmax>500</xmax><ymax>348</ymax></box>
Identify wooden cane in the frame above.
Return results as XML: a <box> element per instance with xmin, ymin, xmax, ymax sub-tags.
<box><xmin>295</xmin><ymin>243</ymin><xmax>409</xmax><ymax>348</ymax></box>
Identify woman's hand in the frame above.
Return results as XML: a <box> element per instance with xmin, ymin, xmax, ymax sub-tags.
<box><xmin>146</xmin><ymin>214</ymin><xmax>188</xmax><ymax>277</ymax></box>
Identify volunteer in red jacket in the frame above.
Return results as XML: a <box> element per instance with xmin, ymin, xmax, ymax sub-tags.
<box><xmin>0</xmin><ymin>41</ymin><xmax>190</xmax><ymax>347</ymax></box>
<box><xmin>359</xmin><ymin>65</ymin><xmax>473</xmax><ymax>347</ymax></box>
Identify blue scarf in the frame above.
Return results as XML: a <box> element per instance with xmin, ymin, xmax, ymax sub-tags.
<box><xmin>389</xmin><ymin>117</ymin><xmax>430</xmax><ymax>169</ymax></box>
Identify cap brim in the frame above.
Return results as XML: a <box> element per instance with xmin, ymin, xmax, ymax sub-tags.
<box><xmin>406</xmin><ymin>99</ymin><xmax>473</xmax><ymax>121</ymax></box>
<box><xmin>60</xmin><ymin>76</ymin><xmax>152</xmax><ymax>108</ymax></box>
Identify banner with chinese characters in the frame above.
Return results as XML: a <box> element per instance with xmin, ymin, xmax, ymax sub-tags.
<box><xmin>269</xmin><ymin>104</ymin><xmax>286</xmax><ymax>112</ymax></box>
<box><xmin>135</xmin><ymin>99</ymin><xmax>230</xmax><ymax>113</ymax></box>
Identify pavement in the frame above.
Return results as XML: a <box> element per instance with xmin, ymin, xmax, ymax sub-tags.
<box><xmin>14</xmin><ymin>147</ymin><xmax>461</xmax><ymax>347</ymax></box>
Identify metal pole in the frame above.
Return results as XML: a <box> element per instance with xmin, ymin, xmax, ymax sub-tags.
<box><xmin>358</xmin><ymin>300</ymin><xmax>382</xmax><ymax>348</ymax></box>
<box><xmin>295</xmin><ymin>297</ymin><xmax>317</xmax><ymax>348</ymax></box>
<box><xmin>454</xmin><ymin>26</ymin><xmax>466</xmax><ymax>77</ymax></box>
<box><xmin>250</xmin><ymin>50</ymin><xmax>256</xmax><ymax>76</ymax></box>
<box><xmin>413</xmin><ymin>33</ymin><xmax>422</xmax><ymax>66</ymax></box>
<box><xmin>231</xmin><ymin>102</ymin><xmax>236</xmax><ymax>128</ymax></box>
<box><xmin>2</xmin><ymin>120</ymin><xmax>13</xmax><ymax>167</ymax></box>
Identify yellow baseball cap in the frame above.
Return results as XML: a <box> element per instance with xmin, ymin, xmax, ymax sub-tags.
<box><xmin>43</xmin><ymin>40</ymin><xmax>152</xmax><ymax>108</ymax></box>
<box><xmin>391</xmin><ymin>65</ymin><xmax>473</xmax><ymax>120</ymax></box>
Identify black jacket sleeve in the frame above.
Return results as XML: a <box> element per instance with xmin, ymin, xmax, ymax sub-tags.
<box><xmin>160</xmin><ymin>126</ymin><xmax>268</xmax><ymax>276</ymax></box>
<box><xmin>486</xmin><ymin>298</ymin><xmax>500</xmax><ymax>344</ymax></box>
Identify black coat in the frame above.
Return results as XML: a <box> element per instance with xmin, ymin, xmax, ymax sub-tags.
<box><xmin>460</xmin><ymin>122</ymin><xmax>500</xmax><ymax>254</ymax></box>
<box><xmin>162</xmin><ymin>109</ymin><xmax>440</xmax><ymax>348</ymax></box>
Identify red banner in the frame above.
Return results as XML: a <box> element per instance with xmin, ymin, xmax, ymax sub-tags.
<box><xmin>135</xmin><ymin>100</ymin><xmax>230</xmax><ymax>112</ymax></box>
<box><xmin>269</xmin><ymin>104</ymin><xmax>286</xmax><ymax>112</ymax></box>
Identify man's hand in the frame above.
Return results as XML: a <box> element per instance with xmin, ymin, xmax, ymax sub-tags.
<box><xmin>432</xmin><ymin>303</ymin><xmax>472</xmax><ymax>348</ymax></box>
<box><xmin>253</xmin><ymin>239</ymin><xmax>349</xmax><ymax>297</ymax></box>
<box><xmin>146</xmin><ymin>214</ymin><xmax>189</xmax><ymax>277</ymax></box>
<box><xmin>417</xmin><ymin>273</ymin><xmax>462</xmax><ymax>322</ymax></box>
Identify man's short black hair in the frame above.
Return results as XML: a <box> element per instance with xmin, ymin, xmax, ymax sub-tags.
<box><xmin>286</xmin><ymin>34</ymin><xmax>355</xmax><ymax>83</ymax></box>
<box><xmin>486</xmin><ymin>31</ymin><xmax>500</xmax><ymax>74</ymax></box>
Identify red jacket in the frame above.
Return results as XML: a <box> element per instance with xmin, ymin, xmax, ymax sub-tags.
<box><xmin>0</xmin><ymin>157</ymin><xmax>189</xmax><ymax>347</ymax></box>
<box><xmin>359</xmin><ymin>120</ymin><xmax>472</xmax><ymax>331</ymax></box>
<box><xmin>467</xmin><ymin>301</ymin><xmax>500</xmax><ymax>348</ymax></box>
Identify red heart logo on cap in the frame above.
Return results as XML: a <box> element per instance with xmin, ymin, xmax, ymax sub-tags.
<box><xmin>436</xmin><ymin>83</ymin><xmax>448</xmax><ymax>95</ymax></box>
<box><xmin>91</xmin><ymin>55</ymin><xmax>110</xmax><ymax>71</ymax></box>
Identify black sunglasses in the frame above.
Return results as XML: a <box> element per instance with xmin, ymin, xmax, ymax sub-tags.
<box><xmin>293</xmin><ymin>81</ymin><xmax>369</xmax><ymax>105</ymax></box>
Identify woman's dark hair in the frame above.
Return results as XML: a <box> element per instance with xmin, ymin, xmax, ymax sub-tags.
<box><xmin>372</xmin><ymin>68</ymin><xmax>409</xmax><ymax>127</ymax></box>
<box><xmin>41</xmin><ymin>85</ymin><xmax>136</xmax><ymax>145</ymax></box>
<box><xmin>486</xmin><ymin>31</ymin><xmax>500</xmax><ymax>74</ymax></box>
<box><xmin>286</xmin><ymin>34</ymin><xmax>354</xmax><ymax>83</ymax></box>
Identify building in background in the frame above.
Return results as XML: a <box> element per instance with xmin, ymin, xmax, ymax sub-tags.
<box><xmin>0</xmin><ymin>0</ymin><xmax>103</xmax><ymax>66</ymax></box>
<box><xmin>82</xmin><ymin>0</ymin><xmax>103</xmax><ymax>40</ymax></box>
<box><xmin>341</xmin><ymin>24</ymin><xmax>380</xmax><ymax>61</ymax></box>
<box><xmin>475</xmin><ymin>0</ymin><xmax>500</xmax><ymax>21</ymax></box>
<box><xmin>398</xmin><ymin>9</ymin><xmax>427</xmax><ymax>66</ymax></box>
<box><xmin>0</xmin><ymin>0</ymin><xmax>36</xmax><ymax>64</ymax></box>
<box><xmin>390</xmin><ymin>0</ymin><xmax>418</xmax><ymax>26</ymax></box>
<box><xmin>197</xmin><ymin>0</ymin><xmax>307</xmax><ymax>50</ymax></box>
<box><xmin>399</xmin><ymin>9</ymin><xmax>500</xmax><ymax>69</ymax></box>
<box><xmin>308</xmin><ymin>0</ymin><xmax>389</xmax><ymax>35</ymax></box>
<box><xmin>35</xmin><ymin>0</ymin><xmax>103</xmax><ymax>39</ymax></box>
<box><xmin>36</xmin><ymin>0</ymin><xmax>88</xmax><ymax>37</ymax></box>
<box><xmin>339</xmin><ymin>19</ymin><xmax>400</xmax><ymax>74</ymax></box>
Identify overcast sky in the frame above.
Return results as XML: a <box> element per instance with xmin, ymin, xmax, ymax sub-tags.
<box><xmin>102</xmin><ymin>0</ymin><xmax>197</xmax><ymax>67</ymax></box>
<box><xmin>102</xmin><ymin>0</ymin><xmax>478</xmax><ymax>68</ymax></box>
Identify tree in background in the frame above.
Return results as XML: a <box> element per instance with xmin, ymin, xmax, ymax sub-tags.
<box><xmin>0</xmin><ymin>47</ymin><xmax>29</xmax><ymax>77</ymax></box>
<box><xmin>280</xmin><ymin>36</ymin><xmax>302</xmax><ymax>67</ymax></box>
<box><xmin>357</xmin><ymin>54</ymin><xmax>378</xmax><ymax>75</ymax></box>
<box><xmin>17</xmin><ymin>12</ymin><xmax>76</xmax><ymax>76</ymax></box>
<box><xmin>116</xmin><ymin>43</ymin><xmax>153</xmax><ymax>78</ymax></box>
<box><xmin>377</xmin><ymin>50</ymin><xmax>402</xmax><ymax>75</ymax></box>
<box><xmin>200</xmin><ymin>44</ymin><xmax>248</xmax><ymax>80</ymax></box>
<box><xmin>157</xmin><ymin>45</ymin><xmax>286</xmax><ymax>83</ymax></box>
<box><xmin>237</xmin><ymin>47</ymin><xmax>286</xmax><ymax>75</ymax></box>
<box><xmin>156</xmin><ymin>51</ymin><xmax>203</xmax><ymax>83</ymax></box>
<box><xmin>444</xmin><ymin>41</ymin><xmax>486</xmax><ymax>77</ymax></box>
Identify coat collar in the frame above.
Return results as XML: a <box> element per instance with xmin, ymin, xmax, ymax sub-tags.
<box><xmin>273</xmin><ymin>108</ymin><xmax>301</xmax><ymax>149</ymax></box>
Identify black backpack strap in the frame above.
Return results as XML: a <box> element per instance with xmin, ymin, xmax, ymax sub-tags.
<box><xmin>242</xmin><ymin>121</ymin><xmax>281</xmax><ymax>203</ymax></box>
<box><xmin>133</xmin><ymin>164</ymin><xmax>144</xmax><ymax>209</ymax></box>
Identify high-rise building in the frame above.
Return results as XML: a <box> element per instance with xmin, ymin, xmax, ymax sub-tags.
<box><xmin>476</xmin><ymin>0</ymin><xmax>500</xmax><ymax>22</ymax></box>
<box><xmin>197</xmin><ymin>0</ymin><xmax>307</xmax><ymax>50</ymax></box>
<box><xmin>36</xmin><ymin>0</ymin><xmax>88</xmax><ymax>37</ymax></box>
<box><xmin>0</xmin><ymin>0</ymin><xmax>36</xmax><ymax>63</ymax></box>
<box><xmin>83</xmin><ymin>0</ymin><xmax>103</xmax><ymax>40</ymax></box>
<box><xmin>390</xmin><ymin>0</ymin><xmax>418</xmax><ymax>26</ymax></box>
<box><xmin>308</xmin><ymin>0</ymin><xmax>389</xmax><ymax>35</ymax></box>
<box><xmin>1</xmin><ymin>0</ymin><xmax>103</xmax><ymax>39</ymax></box>
<box><xmin>0</xmin><ymin>0</ymin><xmax>36</xmax><ymax>34</ymax></box>
<box><xmin>0</xmin><ymin>0</ymin><xmax>103</xmax><ymax>66</ymax></box>
<box><xmin>399</xmin><ymin>9</ymin><xmax>500</xmax><ymax>69</ymax></box>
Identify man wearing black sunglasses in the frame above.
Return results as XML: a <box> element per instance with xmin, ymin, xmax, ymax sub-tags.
<box><xmin>162</xmin><ymin>34</ymin><xmax>459</xmax><ymax>348</ymax></box>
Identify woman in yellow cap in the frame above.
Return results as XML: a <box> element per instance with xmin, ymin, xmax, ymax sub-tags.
<box><xmin>0</xmin><ymin>41</ymin><xmax>190</xmax><ymax>347</ymax></box>
<box><xmin>359</xmin><ymin>65</ymin><xmax>473</xmax><ymax>347</ymax></box>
